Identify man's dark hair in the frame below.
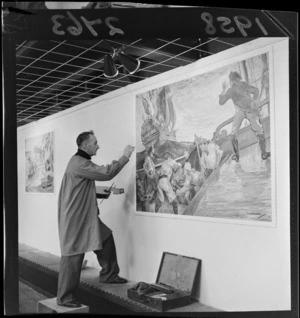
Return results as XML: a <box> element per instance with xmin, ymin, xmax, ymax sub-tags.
<box><xmin>229</xmin><ymin>71</ymin><xmax>242</xmax><ymax>82</ymax></box>
<box><xmin>76</xmin><ymin>130</ymin><xmax>94</xmax><ymax>147</ymax></box>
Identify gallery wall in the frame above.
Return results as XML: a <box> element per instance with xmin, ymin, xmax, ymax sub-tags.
<box><xmin>17</xmin><ymin>37</ymin><xmax>290</xmax><ymax>312</ymax></box>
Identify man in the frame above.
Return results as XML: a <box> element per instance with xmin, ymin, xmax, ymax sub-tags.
<box><xmin>57</xmin><ymin>130</ymin><xmax>134</xmax><ymax>308</ymax></box>
<box><xmin>156</xmin><ymin>152</ymin><xmax>181</xmax><ymax>214</ymax></box>
<box><xmin>219</xmin><ymin>71</ymin><xmax>270</xmax><ymax>162</ymax></box>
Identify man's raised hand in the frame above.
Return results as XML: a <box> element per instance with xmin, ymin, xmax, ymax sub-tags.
<box><xmin>124</xmin><ymin>145</ymin><xmax>135</xmax><ymax>158</ymax></box>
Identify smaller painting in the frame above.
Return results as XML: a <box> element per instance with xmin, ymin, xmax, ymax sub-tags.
<box><xmin>25</xmin><ymin>131</ymin><xmax>54</xmax><ymax>193</ymax></box>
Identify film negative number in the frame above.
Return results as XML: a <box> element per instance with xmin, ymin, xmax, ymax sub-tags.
<box><xmin>201</xmin><ymin>12</ymin><xmax>268</xmax><ymax>37</ymax></box>
<box><xmin>52</xmin><ymin>11</ymin><xmax>124</xmax><ymax>37</ymax></box>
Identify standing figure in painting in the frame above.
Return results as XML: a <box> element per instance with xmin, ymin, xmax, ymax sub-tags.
<box><xmin>219</xmin><ymin>71</ymin><xmax>270</xmax><ymax>162</ymax></box>
<box><xmin>156</xmin><ymin>152</ymin><xmax>182</xmax><ymax>214</ymax></box>
<box><xmin>143</xmin><ymin>146</ymin><xmax>159</xmax><ymax>211</ymax></box>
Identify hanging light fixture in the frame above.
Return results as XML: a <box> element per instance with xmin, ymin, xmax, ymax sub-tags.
<box><xmin>103</xmin><ymin>51</ymin><xmax>119</xmax><ymax>78</ymax></box>
<box><xmin>117</xmin><ymin>50</ymin><xmax>140</xmax><ymax>75</ymax></box>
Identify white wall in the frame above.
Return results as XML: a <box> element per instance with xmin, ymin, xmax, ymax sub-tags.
<box><xmin>17</xmin><ymin>37</ymin><xmax>290</xmax><ymax>312</ymax></box>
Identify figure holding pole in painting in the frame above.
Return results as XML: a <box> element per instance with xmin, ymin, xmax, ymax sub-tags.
<box><xmin>174</xmin><ymin>162</ymin><xmax>196</xmax><ymax>205</ymax></box>
<box><xmin>143</xmin><ymin>146</ymin><xmax>160</xmax><ymax>211</ymax></box>
<box><xmin>136</xmin><ymin>175</ymin><xmax>147</xmax><ymax>211</ymax></box>
<box><xmin>156</xmin><ymin>151</ymin><xmax>189</xmax><ymax>214</ymax></box>
<box><xmin>219</xmin><ymin>71</ymin><xmax>270</xmax><ymax>162</ymax></box>
<box><xmin>156</xmin><ymin>152</ymin><xmax>180</xmax><ymax>214</ymax></box>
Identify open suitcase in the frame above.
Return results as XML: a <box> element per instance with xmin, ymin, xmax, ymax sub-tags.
<box><xmin>127</xmin><ymin>252</ymin><xmax>201</xmax><ymax>311</ymax></box>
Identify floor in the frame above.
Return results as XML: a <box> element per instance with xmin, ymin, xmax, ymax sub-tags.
<box><xmin>19</xmin><ymin>278</ymin><xmax>54</xmax><ymax>314</ymax></box>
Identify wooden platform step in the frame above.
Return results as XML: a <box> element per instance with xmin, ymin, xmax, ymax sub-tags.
<box><xmin>38</xmin><ymin>297</ymin><xmax>89</xmax><ymax>314</ymax></box>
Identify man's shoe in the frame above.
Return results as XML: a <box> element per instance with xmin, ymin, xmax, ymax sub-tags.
<box><xmin>58</xmin><ymin>301</ymin><xmax>82</xmax><ymax>308</ymax></box>
<box><xmin>101</xmin><ymin>276</ymin><xmax>128</xmax><ymax>284</ymax></box>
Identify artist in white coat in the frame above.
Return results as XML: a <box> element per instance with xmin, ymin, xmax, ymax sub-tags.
<box><xmin>57</xmin><ymin>130</ymin><xmax>134</xmax><ymax>308</ymax></box>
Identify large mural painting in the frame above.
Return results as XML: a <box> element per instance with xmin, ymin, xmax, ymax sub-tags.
<box><xmin>25</xmin><ymin>131</ymin><xmax>54</xmax><ymax>193</ymax></box>
<box><xmin>136</xmin><ymin>52</ymin><xmax>275</xmax><ymax>224</ymax></box>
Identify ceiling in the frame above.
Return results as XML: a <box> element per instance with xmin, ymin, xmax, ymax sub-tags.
<box><xmin>15</xmin><ymin>37</ymin><xmax>253</xmax><ymax>127</ymax></box>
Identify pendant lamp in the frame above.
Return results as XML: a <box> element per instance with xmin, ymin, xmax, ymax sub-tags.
<box><xmin>103</xmin><ymin>54</ymin><xmax>118</xmax><ymax>78</ymax></box>
<box><xmin>117</xmin><ymin>51</ymin><xmax>140</xmax><ymax>75</ymax></box>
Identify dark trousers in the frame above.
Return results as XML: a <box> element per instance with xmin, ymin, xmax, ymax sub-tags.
<box><xmin>57</xmin><ymin>234</ymin><xmax>120</xmax><ymax>305</ymax></box>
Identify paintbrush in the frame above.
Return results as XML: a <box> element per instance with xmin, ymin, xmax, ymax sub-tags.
<box><xmin>100</xmin><ymin>183</ymin><xmax>114</xmax><ymax>204</ymax></box>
